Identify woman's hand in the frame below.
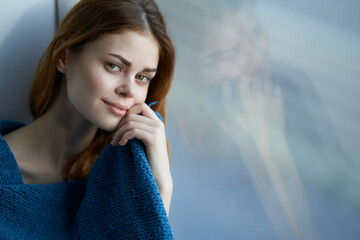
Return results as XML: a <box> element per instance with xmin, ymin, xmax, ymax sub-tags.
<box><xmin>110</xmin><ymin>103</ymin><xmax>173</xmax><ymax>216</ymax></box>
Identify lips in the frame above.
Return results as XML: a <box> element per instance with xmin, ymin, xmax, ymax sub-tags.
<box><xmin>103</xmin><ymin>100</ymin><xmax>129</xmax><ymax>117</ymax></box>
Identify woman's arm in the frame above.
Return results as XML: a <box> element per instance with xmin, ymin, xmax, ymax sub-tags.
<box><xmin>111</xmin><ymin>103</ymin><xmax>173</xmax><ymax>216</ymax></box>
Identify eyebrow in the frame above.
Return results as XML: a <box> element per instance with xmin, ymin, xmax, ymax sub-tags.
<box><xmin>108</xmin><ymin>53</ymin><xmax>157</xmax><ymax>73</ymax></box>
<box><xmin>204</xmin><ymin>44</ymin><xmax>240</xmax><ymax>60</ymax></box>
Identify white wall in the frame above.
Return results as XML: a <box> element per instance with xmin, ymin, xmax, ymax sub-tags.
<box><xmin>0</xmin><ymin>0</ymin><xmax>56</xmax><ymax>123</ymax></box>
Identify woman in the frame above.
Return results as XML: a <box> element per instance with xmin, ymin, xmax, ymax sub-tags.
<box><xmin>0</xmin><ymin>0</ymin><xmax>174</xmax><ymax>238</ymax></box>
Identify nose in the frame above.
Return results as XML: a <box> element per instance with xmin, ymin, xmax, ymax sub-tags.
<box><xmin>115</xmin><ymin>76</ymin><xmax>136</xmax><ymax>98</ymax></box>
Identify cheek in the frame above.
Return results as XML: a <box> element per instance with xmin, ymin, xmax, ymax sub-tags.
<box><xmin>80</xmin><ymin>63</ymin><xmax>111</xmax><ymax>94</ymax></box>
<box><xmin>85</xmin><ymin>74</ymin><xmax>107</xmax><ymax>96</ymax></box>
<box><xmin>134</xmin><ymin>87</ymin><xmax>149</xmax><ymax>104</ymax></box>
<box><xmin>67</xmin><ymin>63</ymin><xmax>110</xmax><ymax>107</ymax></box>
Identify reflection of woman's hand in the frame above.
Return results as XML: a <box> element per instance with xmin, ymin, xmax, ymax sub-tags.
<box><xmin>223</xmin><ymin>77</ymin><xmax>285</xmax><ymax>144</ymax></box>
<box><xmin>111</xmin><ymin>103</ymin><xmax>172</xmax><ymax>216</ymax></box>
<box><xmin>222</xmin><ymin>78</ymin><xmax>317</xmax><ymax>238</ymax></box>
<box><xmin>220</xmin><ymin>79</ymin><xmax>255</xmax><ymax>150</ymax></box>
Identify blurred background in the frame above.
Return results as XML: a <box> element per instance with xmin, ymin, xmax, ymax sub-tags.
<box><xmin>0</xmin><ymin>0</ymin><xmax>359</xmax><ymax>239</ymax></box>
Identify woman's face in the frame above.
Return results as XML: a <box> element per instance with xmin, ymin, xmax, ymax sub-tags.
<box><xmin>59</xmin><ymin>31</ymin><xmax>160</xmax><ymax>131</ymax></box>
<box><xmin>200</xmin><ymin>11</ymin><xmax>268</xmax><ymax>83</ymax></box>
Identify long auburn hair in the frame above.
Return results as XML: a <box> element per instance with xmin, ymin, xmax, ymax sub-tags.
<box><xmin>29</xmin><ymin>0</ymin><xmax>175</xmax><ymax>181</ymax></box>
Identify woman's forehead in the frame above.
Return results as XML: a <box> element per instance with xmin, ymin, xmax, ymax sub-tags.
<box><xmin>84</xmin><ymin>31</ymin><xmax>160</xmax><ymax>68</ymax></box>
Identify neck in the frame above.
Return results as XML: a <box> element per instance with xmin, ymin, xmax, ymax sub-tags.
<box><xmin>25</xmin><ymin>85</ymin><xmax>98</xmax><ymax>175</ymax></box>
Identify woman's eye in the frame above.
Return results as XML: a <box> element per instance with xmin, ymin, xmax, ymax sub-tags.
<box><xmin>106</xmin><ymin>63</ymin><xmax>121</xmax><ymax>72</ymax></box>
<box><xmin>136</xmin><ymin>75</ymin><xmax>150</xmax><ymax>83</ymax></box>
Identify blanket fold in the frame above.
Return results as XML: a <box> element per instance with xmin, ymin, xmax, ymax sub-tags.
<box><xmin>0</xmin><ymin>119</ymin><xmax>173</xmax><ymax>239</ymax></box>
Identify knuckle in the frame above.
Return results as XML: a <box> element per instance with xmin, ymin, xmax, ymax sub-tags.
<box><xmin>128</xmin><ymin>107</ymin><xmax>137</xmax><ymax>114</ymax></box>
<box><xmin>154</xmin><ymin>128</ymin><xmax>164</xmax><ymax>139</ymax></box>
<box><xmin>125</xmin><ymin>113</ymin><xmax>134</xmax><ymax>120</ymax></box>
<box><xmin>150</xmin><ymin>134</ymin><xmax>157</xmax><ymax>143</ymax></box>
<box><xmin>155</xmin><ymin>120</ymin><xmax>164</xmax><ymax>129</ymax></box>
<box><xmin>126</xmin><ymin>121</ymin><xmax>135</xmax><ymax>129</ymax></box>
<box><xmin>131</xmin><ymin>128</ymin><xmax>139</xmax><ymax>135</ymax></box>
<box><xmin>124</xmin><ymin>131</ymin><xmax>132</xmax><ymax>139</ymax></box>
<box><xmin>113</xmin><ymin>132</ymin><xmax>121</xmax><ymax>140</ymax></box>
<box><xmin>154</xmin><ymin>127</ymin><xmax>162</xmax><ymax>135</ymax></box>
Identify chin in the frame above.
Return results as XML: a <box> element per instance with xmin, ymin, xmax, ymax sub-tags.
<box><xmin>93</xmin><ymin>117</ymin><xmax>122</xmax><ymax>132</ymax></box>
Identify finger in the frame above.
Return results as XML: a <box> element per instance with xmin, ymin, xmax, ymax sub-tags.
<box><xmin>239</xmin><ymin>75</ymin><xmax>251</xmax><ymax>98</ymax></box>
<box><xmin>264</xmin><ymin>80</ymin><xmax>272</xmax><ymax>96</ymax></box>
<box><xmin>127</xmin><ymin>103</ymin><xmax>158</xmax><ymax>120</ymax></box>
<box><xmin>274</xmin><ymin>85</ymin><xmax>282</xmax><ymax>99</ymax></box>
<box><xmin>111</xmin><ymin>120</ymin><xmax>155</xmax><ymax>146</ymax></box>
<box><xmin>118</xmin><ymin>128</ymin><xmax>153</xmax><ymax>146</ymax></box>
<box><xmin>117</xmin><ymin>112</ymin><xmax>156</xmax><ymax>130</ymax></box>
<box><xmin>235</xmin><ymin>113</ymin><xmax>246</xmax><ymax>129</ymax></box>
<box><xmin>250</xmin><ymin>77</ymin><xmax>261</xmax><ymax>93</ymax></box>
<box><xmin>221</xmin><ymin>81</ymin><xmax>232</xmax><ymax>114</ymax></box>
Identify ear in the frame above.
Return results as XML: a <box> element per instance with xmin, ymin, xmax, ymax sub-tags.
<box><xmin>57</xmin><ymin>49</ymin><xmax>69</xmax><ymax>73</ymax></box>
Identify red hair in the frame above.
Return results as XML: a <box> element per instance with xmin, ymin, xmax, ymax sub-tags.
<box><xmin>29</xmin><ymin>0</ymin><xmax>175</xmax><ymax>181</ymax></box>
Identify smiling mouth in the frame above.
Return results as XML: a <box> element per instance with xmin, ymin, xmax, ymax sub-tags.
<box><xmin>103</xmin><ymin>100</ymin><xmax>128</xmax><ymax>117</ymax></box>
